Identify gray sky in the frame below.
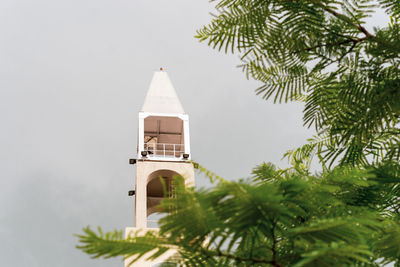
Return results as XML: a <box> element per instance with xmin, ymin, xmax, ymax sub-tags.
<box><xmin>0</xmin><ymin>1</ymin><xmax>389</xmax><ymax>266</ymax></box>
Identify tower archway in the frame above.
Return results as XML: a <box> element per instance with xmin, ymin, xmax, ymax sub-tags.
<box><xmin>146</xmin><ymin>169</ymin><xmax>180</xmax><ymax>217</ymax></box>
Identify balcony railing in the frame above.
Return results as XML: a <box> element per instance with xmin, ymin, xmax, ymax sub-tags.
<box><xmin>144</xmin><ymin>143</ymin><xmax>184</xmax><ymax>159</ymax></box>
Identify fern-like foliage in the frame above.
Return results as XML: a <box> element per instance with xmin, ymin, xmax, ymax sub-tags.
<box><xmin>76</xmin><ymin>162</ymin><xmax>400</xmax><ymax>266</ymax></box>
<box><xmin>197</xmin><ymin>0</ymin><xmax>400</xmax><ymax>166</ymax></box>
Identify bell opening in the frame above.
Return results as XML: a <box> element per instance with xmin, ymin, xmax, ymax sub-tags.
<box><xmin>143</xmin><ymin>116</ymin><xmax>185</xmax><ymax>159</ymax></box>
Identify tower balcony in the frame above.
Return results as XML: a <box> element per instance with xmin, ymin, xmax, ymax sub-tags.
<box><xmin>143</xmin><ymin>142</ymin><xmax>186</xmax><ymax>161</ymax></box>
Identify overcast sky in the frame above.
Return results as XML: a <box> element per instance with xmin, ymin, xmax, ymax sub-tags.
<box><xmin>0</xmin><ymin>1</ymin><xmax>390</xmax><ymax>266</ymax></box>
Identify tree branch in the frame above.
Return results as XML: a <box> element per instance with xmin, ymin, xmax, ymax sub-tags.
<box><xmin>299</xmin><ymin>39</ymin><xmax>353</xmax><ymax>53</ymax></box>
<box><xmin>270</xmin><ymin>222</ymin><xmax>283</xmax><ymax>267</ymax></box>
<box><xmin>295</xmin><ymin>36</ymin><xmax>367</xmax><ymax>53</ymax></box>
<box><xmin>307</xmin><ymin>1</ymin><xmax>375</xmax><ymax>39</ymax></box>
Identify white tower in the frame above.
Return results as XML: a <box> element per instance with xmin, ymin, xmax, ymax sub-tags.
<box><xmin>125</xmin><ymin>69</ymin><xmax>195</xmax><ymax>267</ymax></box>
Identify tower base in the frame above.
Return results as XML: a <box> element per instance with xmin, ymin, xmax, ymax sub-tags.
<box><xmin>124</xmin><ymin>227</ymin><xmax>177</xmax><ymax>267</ymax></box>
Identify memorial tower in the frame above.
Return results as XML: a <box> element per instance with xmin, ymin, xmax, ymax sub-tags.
<box><xmin>125</xmin><ymin>69</ymin><xmax>195</xmax><ymax>266</ymax></box>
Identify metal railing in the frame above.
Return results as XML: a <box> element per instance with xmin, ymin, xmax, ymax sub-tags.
<box><xmin>144</xmin><ymin>143</ymin><xmax>184</xmax><ymax>158</ymax></box>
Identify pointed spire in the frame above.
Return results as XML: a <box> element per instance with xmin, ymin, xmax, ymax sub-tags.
<box><xmin>141</xmin><ymin>70</ymin><xmax>185</xmax><ymax>114</ymax></box>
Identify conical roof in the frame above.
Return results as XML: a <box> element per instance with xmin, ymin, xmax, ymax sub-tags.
<box><xmin>141</xmin><ymin>70</ymin><xmax>185</xmax><ymax>114</ymax></box>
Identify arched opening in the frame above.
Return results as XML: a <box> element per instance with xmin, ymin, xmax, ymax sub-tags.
<box><xmin>147</xmin><ymin>169</ymin><xmax>180</xmax><ymax>218</ymax></box>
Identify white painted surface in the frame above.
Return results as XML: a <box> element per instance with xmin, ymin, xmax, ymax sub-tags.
<box><xmin>137</xmin><ymin>72</ymin><xmax>191</xmax><ymax>161</ymax></box>
<box><xmin>124</xmin><ymin>227</ymin><xmax>178</xmax><ymax>267</ymax></box>
<box><xmin>127</xmin><ymin>73</ymin><xmax>195</xmax><ymax>266</ymax></box>
<box><xmin>141</xmin><ymin>71</ymin><xmax>185</xmax><ymax>114</ymax></box>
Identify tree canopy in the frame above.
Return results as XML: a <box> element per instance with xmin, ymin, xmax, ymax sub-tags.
<box><xmin>196</xmin><ymin>0</ymin><xmax>400</xmax><ymax>166</ymax></box>
<box><xmin>76</xmin><ymin>1</ymin><xmax>400</xmax><ymax>266</ymax></box>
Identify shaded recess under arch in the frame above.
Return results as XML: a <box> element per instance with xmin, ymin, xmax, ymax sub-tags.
<box><xmin>146</xmin><ymin>169</ymin><xmax>180</xmax><ymax>216</ymax></box>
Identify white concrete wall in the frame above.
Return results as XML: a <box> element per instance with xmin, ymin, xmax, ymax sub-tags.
<box><xmin>124</xmin><ymin>227</ymin><xmax>178</xmax><ymax>267</ymax></box>
<box><xmin>125</xmin><ymin>161</ymin><xmax>195</xmax><ymax>266</ymax></box>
